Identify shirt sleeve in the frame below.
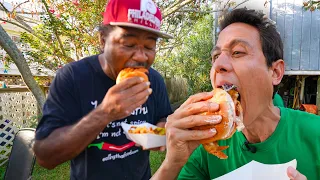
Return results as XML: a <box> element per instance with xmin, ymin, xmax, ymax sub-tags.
<box><xmin>35</xmin><ymin>64</ymin><xmax>82</xmax><ymax>140</ymax></box>
<box><xmin>178</xmin><ymin>146</ymin><xmax>210</xmax><ymax>180</ymax></box>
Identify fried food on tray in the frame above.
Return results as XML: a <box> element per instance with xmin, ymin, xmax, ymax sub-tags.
<box><xmin>128</xmin><ymin>126</ymin><xmax>166</xmax><ymax>135</ymax></box>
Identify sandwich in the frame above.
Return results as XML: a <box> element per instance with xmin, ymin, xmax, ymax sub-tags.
<box><xmin>192</xmin><ymin>86</ymin><xmax>244</xmax><ymax>159</ymax></box>
<box><xmin>116</xmin><ymin>67</ymin><xmax>149</xmax><ymax>85</ymax></box>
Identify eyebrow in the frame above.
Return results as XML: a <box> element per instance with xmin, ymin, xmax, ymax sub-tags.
<box><xmin>122</xmin><ymin>33</ymin><xmax>158</xmax><ymax>41</ymax></box>
<box><xmin>211</xmin><ymin>39</ymin><xmax>253</xmax><ymax>54</ymax></box>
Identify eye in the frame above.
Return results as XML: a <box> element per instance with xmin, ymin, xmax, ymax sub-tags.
<box><xmin>212</xmin><ymin>54</ymin><xmax>220</xmax><ymax>62</ymax></box>
<box><xmin>232</xmin><ymin>51</ymin><xmax>245</xmax><ymax>57</ymax></box>
<box><xmin>124</xmin><ymin>44</ymin><xmax>135</xmax><ymax>48</ymax></box>
<box><xmin>145</xmin><ymin>46</ymin><xmax>155</xmax><ymax>50</ymax></box>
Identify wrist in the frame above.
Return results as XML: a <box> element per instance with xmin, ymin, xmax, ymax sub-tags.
<box><xmin>162</xmin><ymin>158</ymin><xmax>185</xmax><ymax>173</ymax></box>
<box><xmin>94</xmin><ymin>105</ymin><xmax>113</xmax><ymax>126</ymax></box>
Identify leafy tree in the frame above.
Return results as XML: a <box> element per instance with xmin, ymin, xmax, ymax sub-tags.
<box><xmin>1</xmin><ymin>0</ymin><xmax>218</xmax><ymax>110</ymax></box>
<box><xmin>20</xmin><ymin>0</ymin><xmax>109</xmax><ymax>71</ymax></box>
<box><xmin>303</xmin><ymin>0</ymin><xmax>320</xmax><ymax>11</ymax></box>
<box><xmin>1</xmin><ymin>0</ymin><xmax>246</xmax><ymax>112</ymax></box>
<box><xmin>154</xmin><ymin>14</ymin><xmax>214</xmax><ymax>95</ymax></box>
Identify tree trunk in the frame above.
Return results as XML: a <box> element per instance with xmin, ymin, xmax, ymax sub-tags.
<box><xmin>0</xmin><ymin>25</ymin><xmax>46</xmax><ymax>115</ymax></box>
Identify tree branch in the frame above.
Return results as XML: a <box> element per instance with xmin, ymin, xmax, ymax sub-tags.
<box><xmin>0</xmin><ymin>2</ymin><xmax>9</xmax><ymax>12</ymax></box>
<box><xmin>223</xmin><ymin>0</ymin><xmax>232</xmax><ymax>9</ymax></box>
<box><xmin>15</xmin><ymin>11</ymin><xmax>46</xmax><ymax>15</ymax></box>
<box><xmin>41</xmin><ymin>0</ymin><xmax>74</xmax><ymax>63</ymax></box>
<box><xmin>232</xmin><ymin>0</ymin><xmax>250</xmax><ymax>9</ymax></box>
<box><xmin>12</xmin><ymin>0</ymin><xmax>30</xmax><ymax>12</ymax></box>
<box><xmin>176</xmin><ymin>9</ymin><xmax>223</xmax><ymax>13</ymax></box>
<box><xmin>0</xmin><ymin>18</ymin><xmax>47</xmax><ymax>42</ymax></box>
<box><xmin>0</xmin><ymin>24</ymin><xmax>46</xmax><ymax>112</ymax></box>
<box><xmin>163</xmin><ymin>0</ymin><xmax>194</xmax><ymax>19</ymax></box>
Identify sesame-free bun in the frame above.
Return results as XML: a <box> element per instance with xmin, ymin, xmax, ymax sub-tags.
<box><xmin>192</xmin><ymin>88</ymin><xmax>244</xmax><ymax>159</ymax></box>
<box><xmin>116</xmin><ymin>68</ymin><xmax>149</xmax><ymax>84</ymax></box>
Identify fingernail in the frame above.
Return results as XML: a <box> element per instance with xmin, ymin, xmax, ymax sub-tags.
<box><xmin>148</xmin><ymin>88</ymin><xmax>152</xmax><ymax>94</ymax></box>
<box><xmin>209</xmin><ymin>128</ymin><xmax>217</xmax><ymax>134</ymax></box>
<box><xmin>205</xmin><ymin>115</ymin><xmax>222</xmax><ymax>123</ymax></box>
<box><xmin>146</xmin><ymin>81</ymin><xmax>150</xmax><ymax>86</ymax></box>
<box><xmin>288</xmin><ymin>166</ymin><xmax>297</xmax><ymax>178</ymax></box>
<box><xmin>140</xmin><ymin>77</ymin><xmax>144</xmax><ymax>82</ymax></box>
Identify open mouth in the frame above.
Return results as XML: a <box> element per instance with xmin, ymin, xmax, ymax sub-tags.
<box><xmin>221</xmin><ymin>84</ymin><xmax>237</xmax><ymax>92</ymax></box>
<box><xmin>218</xmin><ymin>83</ymin><xmax>241</xmax><ymax>104</ymax></box>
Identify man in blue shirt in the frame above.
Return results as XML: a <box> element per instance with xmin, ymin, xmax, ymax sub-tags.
<box><xmin>33</xmin><ymin>0</ymin><xmax>173</xmax><ymax>179</ymax></box>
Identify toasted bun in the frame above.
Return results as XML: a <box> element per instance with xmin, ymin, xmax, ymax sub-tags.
<box><xmin>116</xmin><ymin>68</ymin><xmax>149</xmax><ymax>84</ymax></box>
<box><xmin>192</xmin><ymin>88</ymin><xmax>244</xmax><ymax>159</ymax></box>
<box><xmin>192</xmin><ymin>88</ymin><xmax>236</xmax><ymax>144</ymax></box>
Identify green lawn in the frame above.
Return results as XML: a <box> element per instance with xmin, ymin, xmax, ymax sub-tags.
<box><xmin>0</xmin><ymin>151</ymin><xmax>166</xmax><ymax>179</ymax></box>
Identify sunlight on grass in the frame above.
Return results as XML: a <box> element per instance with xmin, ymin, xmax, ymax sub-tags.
<box><xmin>0</xmin><ymin>151</ymin><xmax>166</xmax><ymax>179</ymax></box>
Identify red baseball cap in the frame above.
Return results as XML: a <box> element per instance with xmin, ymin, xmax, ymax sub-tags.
<box><xmin>102</xmin><ymin>0</ymin><xmax>173</xmax><ymax>39</ymax></box>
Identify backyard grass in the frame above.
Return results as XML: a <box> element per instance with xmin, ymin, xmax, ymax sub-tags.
<box><xmin>0</xmin><ymin>151</ymin><xmax>166</xmax><ymax>180</ymax></box>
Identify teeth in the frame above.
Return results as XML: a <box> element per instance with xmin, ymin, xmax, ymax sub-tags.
<box><xmin>222</xmin><ymin>84</ymin><xmax>236</xmax><ymax>91</ymax></box>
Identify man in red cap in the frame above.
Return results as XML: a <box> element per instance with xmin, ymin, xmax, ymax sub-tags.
<box><xmin>33</xmin><ymin>0</ymin><xmax>173</xmax><ymax>179</ymax></box>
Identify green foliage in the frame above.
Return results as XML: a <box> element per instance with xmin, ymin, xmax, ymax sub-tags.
<box><xmin>20</xmin><ymin>0</ymin><xmax>107</xmax><ymax>71</ymax></box>
<box><xmin>6</xmin><ymin>0</ymin><xmax>216</xmax><ymax>97</ymax></box>
<box><xmin>154</xmin><ymin>14</ymin><xmax>214</xmax><ymax>95</ymax></box>
<box><xmin>303</xmin><ymin>1</ymin><xmax>320</xmax><ymax>11</ymax></box>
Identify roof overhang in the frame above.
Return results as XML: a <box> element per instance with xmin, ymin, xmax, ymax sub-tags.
<box><xmin>284</xmin><ymin>71</ymin><xmax>320</xmax><ymax>76</ymax></box>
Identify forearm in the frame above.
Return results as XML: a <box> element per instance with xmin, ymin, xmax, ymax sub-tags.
<box><xmin>34</xmin><ymin>106</ymin><xmax>111</xmax><ymax>169</ymax></box>
<box><xmin>151</xmin><ymin>159</ymin><xmax>184</xmax><ymax>180</ymax></box>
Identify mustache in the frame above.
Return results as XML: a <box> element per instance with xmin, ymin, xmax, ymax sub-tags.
<box><xmin>124</xmin><ymin>62</ymin><xmax>148</xmax><ymax>68</ymax></box>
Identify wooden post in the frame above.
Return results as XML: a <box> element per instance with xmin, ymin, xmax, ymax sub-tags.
<box><xmin>317</xmin><ymin>76</ymin><xmax>320</xmax><ymax>115</ymax></box>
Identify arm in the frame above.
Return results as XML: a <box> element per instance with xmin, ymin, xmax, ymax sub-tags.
<box><xmin>34</xmin><ymin>106</ymin><xmax>111</xmax><ymax>169</ymax></box>
<box><xmin>152</xmin><ymin>92</ymin><xmax>221</xmax><ymax>179</ymax></box>
<box><xmin>34</xmin><ymin>70</ymin><xmax>151</xmax><ymax>169</ymax></box>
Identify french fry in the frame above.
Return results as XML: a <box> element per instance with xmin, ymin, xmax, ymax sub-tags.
<box><xmin>128</xmin><ymin>126</ymin><xmax>166</xmax><ymax>135</ymax></box>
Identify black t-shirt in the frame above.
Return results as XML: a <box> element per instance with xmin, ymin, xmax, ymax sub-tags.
<box><xmin>35</xmin><ymin>55</ymin><xmax>172</xmax><ymax>180</ymax></box>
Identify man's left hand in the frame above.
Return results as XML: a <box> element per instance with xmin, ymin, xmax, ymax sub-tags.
<box><xmin>287</xmin><ymin>166</ymin><xmax>307</xmax><ymax>180</ymax></box>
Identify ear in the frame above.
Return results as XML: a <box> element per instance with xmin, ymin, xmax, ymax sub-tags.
<box><xmin>99</xmin><ymin>32</ymin><xmax>106</xmax><ymax>52</ymax></box>
<box><xmin>271</xmin><ymin>59</ymin><xmax>285</xmax><ymax>86</ymax></box>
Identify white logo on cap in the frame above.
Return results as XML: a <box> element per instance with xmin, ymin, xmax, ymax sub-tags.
<box><xmin>127</xmin><ymin>0</ymin><xmax>161</xmax><ymax>30</ymax></box>
<box><xmin>140</xmin><ymin>0</ymin><xmax>157</xmax><ymax>14</ymax></box>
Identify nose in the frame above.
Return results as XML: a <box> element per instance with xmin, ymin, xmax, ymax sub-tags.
<box><xmin>213</xmin><ymin>52</ymin><xmax>233</xmax><ymax>73</ymax></box>
<box><xmin>132</xmin><ymin>47</ymin><xmax>148</xmax><ymax>63</ymax></box>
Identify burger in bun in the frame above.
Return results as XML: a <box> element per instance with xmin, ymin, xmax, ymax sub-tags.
<box><xmin>192</xmin><ymin>86</ymin><xmax>244</xmax><ymax>159</ymax></box>
<box><xmin>116</xmin><ymin>68</ymin><xmax>149</xmax><ymax>86</ymax></box>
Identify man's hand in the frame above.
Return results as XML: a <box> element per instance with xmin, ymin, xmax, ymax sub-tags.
<box><xmin>151</xmin><ymin>92</ymin><xmax>222</xmax><ymax>179</ymax></box>
<box><xmin>99</xmin><ymin>77</ymin><xmax>151</xmax><ymax>122</ymax></box>
<box><xmin>287</xmin><ymin>166</ymin><xmax>307</xmax><ymax>180</ymax></box>
<box><xmin>164</xmin><ymin>91</ymin><xmax>222</xmax><ymax>166</ymax></box>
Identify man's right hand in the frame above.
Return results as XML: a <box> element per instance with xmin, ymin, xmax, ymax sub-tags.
<box><xmin>164</xmin><ymin>91</ymin><xmax>222</xmax><ymax>167</ymax></box>
<box><xmin>100</xmin><ymin>77</ymin><xmax>151</xmax><ymax>122</ymax></box>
